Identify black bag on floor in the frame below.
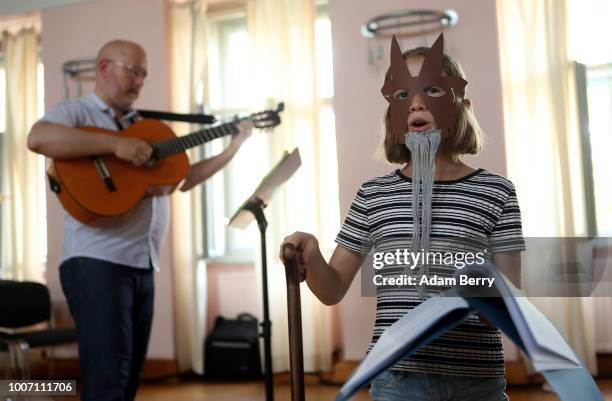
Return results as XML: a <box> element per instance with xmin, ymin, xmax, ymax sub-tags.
<box><xmin>204</xmin><ymin>313</ymin><xmax>262</xmax><ymax>378</ymax></box>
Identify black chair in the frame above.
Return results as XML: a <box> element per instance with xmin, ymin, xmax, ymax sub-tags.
<box><xmin>0</xmin><ymin>280</ymin><xmax>76</xmax><ymax>378</ymax></box>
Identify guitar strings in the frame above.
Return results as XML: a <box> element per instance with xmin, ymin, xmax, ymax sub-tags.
<box><xmin>153</xmin><ymin>122</ymin><xmax>239</xmax><ymax>158</ymax></box>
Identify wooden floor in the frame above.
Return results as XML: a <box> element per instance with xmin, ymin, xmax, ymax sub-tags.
<box><xmin>28</xmin><ymin>377</ymin><xmax>612</xmax><ymax>401</ymax></box>
<box><xmin>133</xmin><ymin>379</ymin><xmax>612</xmax><ymax>401</ymax></box>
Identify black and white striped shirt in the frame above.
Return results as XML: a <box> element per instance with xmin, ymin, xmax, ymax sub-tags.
<box><xmin>336</xmin><ymin>168</ymin><xmax>525</xmax><ymax>377</ymax></box>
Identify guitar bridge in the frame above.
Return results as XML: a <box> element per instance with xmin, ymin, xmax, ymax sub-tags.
<box><xmin>92</xmin><ymin>157</ymin><xmax>117</xmax><ymax>192</ymax></box>
<box><xmin>47</xmin><ymin>173</ymin><xmax>61</xmax><ymax>194</ymax></box>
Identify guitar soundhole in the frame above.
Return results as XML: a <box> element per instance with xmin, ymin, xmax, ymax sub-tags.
<box><xmin>143</xmin><ymin>159</ymin><xmax>157</xmax><ymax>168</ymax></box>
<box><xmin>143</xmin><ymin>149</ymin><xmax>161</xmax><ymax>168</ymax></box>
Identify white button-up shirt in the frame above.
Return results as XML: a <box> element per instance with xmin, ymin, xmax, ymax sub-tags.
<box><xmin>41</xmin><ymin>93</ymin><xmax>169</xmax><ymax>270</ymax></box>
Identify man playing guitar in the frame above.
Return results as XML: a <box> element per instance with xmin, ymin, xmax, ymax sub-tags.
<box><xmin>27</xmin><ymin>39</ymin><xmax>252</xmax><ymax>401</ymax></box>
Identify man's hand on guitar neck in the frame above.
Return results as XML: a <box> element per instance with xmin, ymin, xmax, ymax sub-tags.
<box><xmin>229</xmin><ymin>120</ymin><xmax>254</xmax><ymax>150</ymax></box>
<box><xmin>179</xmin><ymin>120</ymin><xmax>253</xmax><ymax>192</ymax></box>
<box><xmin>114</xmin><ymin>137</ymin><xmax>153</xmax><ymax>166</ymax></box>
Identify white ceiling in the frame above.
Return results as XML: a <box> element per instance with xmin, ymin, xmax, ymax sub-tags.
<box><xmin>0</xmin><ymin>0</ymin><xmax>93</xmax><ymax>17</ymax></box>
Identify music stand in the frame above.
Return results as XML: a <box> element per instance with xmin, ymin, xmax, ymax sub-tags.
<box><xmin>228</xmin><ymin>148</ymin><xmax>301</xmax><ymax>401</ymax></box>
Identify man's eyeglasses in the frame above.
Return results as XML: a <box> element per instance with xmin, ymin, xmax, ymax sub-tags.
<box><xmin>106</xmin><ymin>59</ymin><xmax>148</xmax><ymax>80</ymax></box>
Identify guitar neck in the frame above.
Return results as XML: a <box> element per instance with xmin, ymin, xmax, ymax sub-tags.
<box><xmin>152</xmin><ymin>121</ymin><xmax>240</xmax><ymax>159</ymax></box>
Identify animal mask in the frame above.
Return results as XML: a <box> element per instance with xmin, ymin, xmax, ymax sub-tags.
<box><xmin>381</xmin><ymin>33</ymin><xmax>467</xmax><ymax>142</ymax></box>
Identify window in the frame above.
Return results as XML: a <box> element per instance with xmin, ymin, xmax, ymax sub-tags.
<box><xmin>313</xmin><ymin>1</ymin><xmax>339</xmax><ymax>248</ymax></box>
<box><xmin>568</xmin><ymin>0</ymin><xmax>612</xmax><ymax>236</ymax></box>
<box><xmin>199</xmin><ymin>2</ymin><xmax>336</xmax><ymax>260</ymax></box>
<box><xmin>580</xmin><ymin>64</ymin><xmax>612</xmax><ymax>236</ymax></box>
<box><xmin>200</xmin><ymin>8</ymin><xmax>262</xmax><ymax>260</ymax></box>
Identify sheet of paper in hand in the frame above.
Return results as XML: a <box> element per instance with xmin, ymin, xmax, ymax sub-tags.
<box><xmin>335</xmin><ymin>295</ymin><xmax>472</xmax><ymax>401</ymax></box>
<box><xmin>336</xmin><ymin>263</ymin><xmax>603</xmax><ymax>401</ymax></box>
<box><xmin>460</xmin><ymin>264</ymin><xmax>603</xmax><ymax>401</ymax></box>
<box><xmin>459</xmin><ymin>264</ymin><xmax>581</xmax><ymax>371</ymax></box>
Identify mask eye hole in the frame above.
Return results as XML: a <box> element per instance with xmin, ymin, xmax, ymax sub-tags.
<box><xmin>423</xmin><ymin>86</ymin><xmax>446</xmax><ymax>98</ymax></box>
<box><xmin>393</xmin><ymin>89</ymin><xmax>410</xmax><ymax>100</ymax></box>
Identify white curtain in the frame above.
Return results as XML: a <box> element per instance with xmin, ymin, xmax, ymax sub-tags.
<box><xmin>169</xmin><ymin>0</ymin><xmax>339</xmax><ymax>373</ymax></box>
<box><xmin>246</xmin><ymin>0</ymin><xmax>337</xmax><ymax>372</ymax></box>
<box><xmin>497</xmin><ymin>0</ymin><xmax>597</xmax><ymax>373</ymax></box>
<box><xmin>1</xmin><ymin>26</ymin><xmax>44</xmax><ymax>281</ymax></box>
<box><xmin>168</xmin><ymin>0</ymin><xmax>209</xmax><ymax>373</ymax></box>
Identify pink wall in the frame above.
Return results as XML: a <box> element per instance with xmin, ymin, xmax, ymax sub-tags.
<box><xmin>329</xmin><ymin>0</ymin><xmax>510</xmax><ymax>360</ymax></box>
<box><xmin>41</xmin><ymin>0</ymin><xmax>175</xmax><ymax>359</ymax></box>
<box><xmin>206</xmin><ymin>262</ymin><xmax>259</xmax><ymax>334</ymax></box>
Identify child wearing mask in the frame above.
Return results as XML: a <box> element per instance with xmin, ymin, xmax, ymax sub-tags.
<box><xmin>281</xmin><ymin>34</ymin><xmax>524</xmax><ymax>401</ymax></box>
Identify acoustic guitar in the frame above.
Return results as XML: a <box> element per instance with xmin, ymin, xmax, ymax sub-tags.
<box><xmin>48</xmin><ymin>104</ymin><xmax>283</xmax><ymax>224</ymax></box>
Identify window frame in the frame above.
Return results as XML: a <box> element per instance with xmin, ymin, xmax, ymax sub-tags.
<box><xmin>199</xmin><ymin>6</ymin><xmax>255</xmax><ymax>262</ymax></box>
<box><xmin>575</xmin><ymin>61</ymin><xmax>612</xmax><ymax>237</ymax></box>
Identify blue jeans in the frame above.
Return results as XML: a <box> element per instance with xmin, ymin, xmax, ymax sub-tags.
<box><xmin>370</xmin><ymin>370</ymin><xmax>509</xmax><ymax>401</ymax></box>
<box><xmin>60</xmin><ymin>257</ymin><xmax>154</xmax><ymax>401</ymax></box>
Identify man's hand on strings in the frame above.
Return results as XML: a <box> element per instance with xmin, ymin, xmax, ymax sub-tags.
<box><xmin>115</xmin><ymin>137</ymin><xmax>152</xmax><ymax>166</ymax></box>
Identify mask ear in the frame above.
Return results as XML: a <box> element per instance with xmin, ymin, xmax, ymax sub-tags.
<box><xmin>420</xmin><ymin>33</ymin><xmax>444</xmax><ymax>78</ymax></box>
<box><xmin>381</xmin><ymin>35</ymin><xmax>411</xmax><ymax>101</ymax></box>
<box><xmin>389</xmin><ymin>35</ymin><xmax>411</xmax><ymax>79</ymax></box>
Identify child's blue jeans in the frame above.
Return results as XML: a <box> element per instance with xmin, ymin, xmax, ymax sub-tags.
<box><xmin>370</xmin><ymin>369</ymin><xmax>509</xmax><ymax>401</ymax></box>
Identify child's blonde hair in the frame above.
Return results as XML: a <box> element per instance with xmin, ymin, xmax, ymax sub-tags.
<box><xmin>382</xmin><ymin>47</ymin><xmax>483</xmax><ymax>163</ymax></box>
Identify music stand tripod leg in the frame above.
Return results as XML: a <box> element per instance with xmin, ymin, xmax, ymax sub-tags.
<box><xmin>244</xmin><ymin>198</ymin><xmax>274</xmax><ymax>401</ymax></box>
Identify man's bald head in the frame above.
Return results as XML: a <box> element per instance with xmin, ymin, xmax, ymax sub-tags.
<box><xmin>96</xmin><ymin>39</ymin><xmax>146</xmax><ymax>65</ymax></box>
<box><xmin>95</xmin><ymin>40</ymin><xmax>148</xmax><ymax>115</ymax></box>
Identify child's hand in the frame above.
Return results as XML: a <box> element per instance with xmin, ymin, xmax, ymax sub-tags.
<box><xmin>279</xmin><ymin>231</ymin><xmax>323</xmax><ymax>280</ymax></box>
<box><xmin>280</xmin><ymin>231</ymin><xmax>320</xmax><ymax>264</ymax></box>
<box><xmin>280</xmin><ymin>235</ymin><xmax>360</xmax><ymax>305</ymax></box>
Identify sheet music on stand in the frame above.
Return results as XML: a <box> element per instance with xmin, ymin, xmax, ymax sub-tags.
<box><xmin>336</xmin><ymin>262</ymin><xmax>604</xmax><ymax>401</ymax></box>
<box><xmin>228</xmin><ymin>147</ymin><xmax>301</xmax><ymax>229</ymax></box>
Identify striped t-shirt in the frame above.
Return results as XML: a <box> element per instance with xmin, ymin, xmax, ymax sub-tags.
<box><xmin>335</xmin><ymin>168</ymin><xmax>525</xmax><ymax>377</ymax></box>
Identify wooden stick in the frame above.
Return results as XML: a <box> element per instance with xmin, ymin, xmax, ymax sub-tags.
<box><xmin>282</xmin><ymin>243</ymin><xmax>305</xmax><ymax>401</ymax></box>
